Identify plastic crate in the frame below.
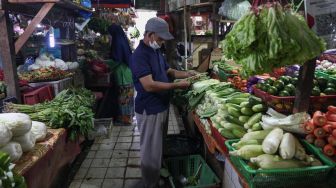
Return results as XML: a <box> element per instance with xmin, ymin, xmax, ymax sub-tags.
<box><xmin>164</xmin><ymin>135</ymin><xmax>201</xmax><ymax>157</ymax></box>
<box><xmin>28</xmin><ymin>77</ymin><xmax>73</xmax><ymax>96</ymax></box>
<box><xmin>164</xmin><ymin>155</ymin><xmax>221</xmax><ymax>188</ymax></box>
<box><xmin>252</xmin><ymin>85</ymin><xmax>336</xmax><ymax>113</ymax></box>
<box><xmin>87</xmin><ymin>118</ymin><xmax>113</xmax><ymax>140</ymax></box>
<box><xmin>225</xmin><ymin>139</ymin><xmax>335</xmax><ymax>188</ymax></box>
<box><xmin>85</xmin><ymin>70</ymin><xmax>112</xmax><ymax>86</ymax></box>
<box><xmin>22</xmin><ymin>85</ymin><xmax>54</xmax><ymax>105</ymax></box>
<box><xmin>208</xmin><ymin>120</ymin><xmax>228</xmax><ymax>154</ymax></box>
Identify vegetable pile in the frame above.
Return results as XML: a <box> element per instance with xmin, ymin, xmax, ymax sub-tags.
<box><xmin>256</xmin><ymin>74</ymin><xmax>336</xmax><ymax>96</ymax></box>
<box><xmin>316</xmin><ymin>60</ymin><xmax>336</xmax><ymax>75</ymax></box>
<box><xmin>305</xmin><ymin>106</ymin><xmax>336</xmax><ymax>157</ymax></box>
<box><xmin>208</xmin><ymin>94</ymin><xmax>267</xmax><ymax>139</ymax></box>
<box><xmin>4</xmin><ymin>88</ymin><xmax>95</xmax><ymax>140</ymax></box>
<box><xmin>230</xmin><ymin>128</ymin><xmax>323</xmax><ymax>169</ymax></box>
<box><xmin>227</xmin><ymin>76</ymin><xmax>247</xmax><ymax>92</ymax></box>
<box><xmin>18</xmin><ymin>67</ymin><xmax>73</xmax><ymax>83</ymax></box>
<box><xmin>222</xmin><ymin>3</ymin><xmax>326</xmax><ymax>77</ymax></box>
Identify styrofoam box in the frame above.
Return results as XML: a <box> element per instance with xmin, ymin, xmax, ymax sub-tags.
<box><xmin>28</xmin><ymin>77</ymin><xmax>73</xmax><ymax>96</ymax></box>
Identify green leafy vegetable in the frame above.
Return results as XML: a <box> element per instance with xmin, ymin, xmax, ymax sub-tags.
<box><xmin>222</xmin><ymin>3</ymin><xmax>326</xmax><ymax>77</ymax></box>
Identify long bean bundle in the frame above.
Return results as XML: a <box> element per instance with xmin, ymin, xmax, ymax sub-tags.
<box><xmin>5</xmin><ymin>88</ymin><xmax>95</xmax><ymax>140</ymax></box>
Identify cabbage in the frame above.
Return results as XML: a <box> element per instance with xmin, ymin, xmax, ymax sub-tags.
<box><xmin>222</xmin><ymin>3</ymin><xmax>326</xmax><ymax>77</ymax></box>
<box><xmin>0</xmin><ymin>113</ymin><xmax>32</xmax><ymax>136</ymax></box>
<box><xmin>12</xmin><ymin>131</ymin><xmax>36</xmax><ymax>152</ymax></box>
<box><xmin>0</xmin><ymin>125</ymin><xmax>12</xmax><ymax>147</ymax></box>
<box><xmin>31</xmin><ymin>121</ymin><xmax>47</xmax><ymax>142</ymax></box>
<box><xmin>55</xmin><ymin>59</ymin><xmax>68</xmax><ymax>70</ymax></box>
<box><xmin>0</xmin><ymin>142</ymin><xmax>23</xmax><ymax>162</ymax></box>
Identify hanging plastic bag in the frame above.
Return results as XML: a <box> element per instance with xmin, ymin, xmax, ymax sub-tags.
<box><xmin>218</xmin><ymin>0</ymin><xmax>251</xmax><ymax>20</ymax></box>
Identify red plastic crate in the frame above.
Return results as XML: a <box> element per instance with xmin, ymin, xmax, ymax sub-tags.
<box><xmin>252</xmin><ymin>85</ymin><xmax>336</xmax><ymax>113</ymax></box>
<box><xmin>22</xmin><ymin>85</ymin><xmax>54</xmax><ymax>105</ymax></box>
<box><xmin>208</xmin><ymin>119</ymin><xmax>228</xmax><ymax>155</ymax></box>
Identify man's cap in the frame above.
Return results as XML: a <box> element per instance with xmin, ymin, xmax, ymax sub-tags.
<box><xmin>145</xmin><ymin>17</ymin><xmax>174</xmax><ymax>40</ymax></box>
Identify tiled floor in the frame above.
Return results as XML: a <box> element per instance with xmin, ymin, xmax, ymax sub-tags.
<box><xmin>69</xmin><ymin>105</ymin><xmax>182</xmax><ymax>188</ymax></box>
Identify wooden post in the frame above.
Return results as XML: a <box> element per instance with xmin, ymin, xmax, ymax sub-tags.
<box><xmin>0</xmin><ymin>1</ymin><xmax>21</xmax><ymax>101</ymax></box>
<box><xmin>212</xmin><ymin>2</ymin><xmax>219</xmax><ymax>48</ymax></box>
<box><xmin>293</xmin><ymin>59</ymin><xmax>316</xmax><ymax>113</ymax></box>
<box><xmin>14</xmin><ymin>2</ymin><xmax>54</xmax><ymax>54</ymax></box>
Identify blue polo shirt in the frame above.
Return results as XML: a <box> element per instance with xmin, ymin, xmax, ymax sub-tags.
<box><xmin>130</xmin><ymin>40</ymin><xmax>170</xmax><ymax>115</ymax></box>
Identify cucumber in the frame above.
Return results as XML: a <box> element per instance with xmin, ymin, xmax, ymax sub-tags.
<box><xmin>232</xmin><ymin>129</ymin><xmax>246</xmax><ymax>138</ymax></box>
<box><xmin>223</xmin><ymin>123</ymin><xmax>246</xmax><ymax>132</ymax></box>
<box><xmin>220</xmin><ymin>128</ymin><xmax>237</xmax><ymax>139</ymax></box>
<box><xmin>229</xmin><ymin>93</ymin><xmax>250</xmax><ymax>99</ymax></box>
<box><xmin>226</xmin><ymin>115</ymin><xmax>244</xmax><ymax>126</ymax></box>
<box><xmin>239</xmin><ymin>116</ymin><xmax>250</xmax><ymax>123</ymax></box>
<box><xmin>252</xmin><ymin>123</ymin><xmax>262</xmax><ymax>131</ymax></box>
<box><xmin>226</xmin><ymin>98</ymin><xmax>248</xmax><ymax>105</ymax></box>
<box><xmin>216</xmin><ymin>88</ymin><xmax>237</xmax><ymax>97</ymax></box>
<box><xmin>241</xmin><ymin>107</ymin><xmax>254</xmax><ymax>116</ymax></box>
<box><xmin>244</xmin><ymin>113</ymin><xmax>262</xmax><ymax>129</ymax></box>
<box><xmin>228</xmin><ymin>107</ymin><xmax>241</xmax><ymax>118</ymax></box>
<box><xmin>225</xmin><ymin>116</ymin><xmax>244</xmax><ymax>126</ymax></box>
<box><xmin>225</xmin><ymin>103</ymin><xmax>240</xmax><ymax>110</ymax></box>
<box><xmin>249</xmin><ymin>96</ymin><xmax>263</xmax><ymax>106</ymax></box>
<box><xmin>240</xmin><ymin>101</ymin><xmax>250</xmax><ymax>108</ymax></box>
<box><xmin>252</xmin><ymin>104</ymin><xmax>266</xmax><ymax>113</ymax></box>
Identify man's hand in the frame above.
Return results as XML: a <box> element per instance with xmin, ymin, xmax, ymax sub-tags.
<box><xmin>175</xmin><ymin>80</ymin><xmax>191</xmax><ymax>89</ymax></box>
<box><xmin>186</xmin><ymin>70</ymin><xmax>198</xmax><ymax>77</ymax></box>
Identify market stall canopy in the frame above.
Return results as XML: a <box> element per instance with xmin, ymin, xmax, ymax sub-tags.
<box><xmin>92</xmin><ymin>0</ymin><xmax>133</xmax><ymax>8</ymax></box>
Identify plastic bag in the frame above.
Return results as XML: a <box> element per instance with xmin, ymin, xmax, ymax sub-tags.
<box><xmin>218</xmin><ymin>0</ymin><xmax>251</xmax><ymax>20</ymax></box>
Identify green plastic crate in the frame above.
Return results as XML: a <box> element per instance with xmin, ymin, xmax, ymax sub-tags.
<box><xmin>225</xmin><ymin>139</ymin><xmax>335</xmax><ymax>188</ymax></box>
<box><xmin>164</xmin><ymin>155</ymin><xmax>220</xmax><ymax>188</ymax></box>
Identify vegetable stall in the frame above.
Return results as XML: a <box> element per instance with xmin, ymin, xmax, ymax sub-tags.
<box><xmin>172</xmin><ymin>0</ymin><xmax>336</xmax><ymax>187</ymax></box>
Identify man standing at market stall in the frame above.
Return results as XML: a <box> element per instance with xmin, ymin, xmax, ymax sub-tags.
<box><xmin>130</xmin><ymin>17</ymin><xmax>194</xmax><ymax>188</ymax></box>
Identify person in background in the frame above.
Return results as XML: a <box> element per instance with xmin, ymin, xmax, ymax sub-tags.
<box><xmin>130</xmin><ymin>17</ymin><xmax>195</xmax><ymax>188</ymax></box>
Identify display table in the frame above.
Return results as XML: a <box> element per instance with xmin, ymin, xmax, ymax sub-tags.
<box><xmin>191</xmin><ymin>112</ymin><xmax>249</xmax><ymax>188</ymax></box>
<box><xmin>14</xmin><ymin>128</ymin><xmax>83</xmax><ymax>188</ymax></box>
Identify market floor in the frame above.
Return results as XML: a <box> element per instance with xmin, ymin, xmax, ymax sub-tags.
<box><xmin>69</xmin><ymin>105</ymin><xmax>183</xmax><ymax>188</ymax></box>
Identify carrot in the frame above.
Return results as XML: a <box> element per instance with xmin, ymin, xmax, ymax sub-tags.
<box><xmin>323</xmin><ymin>144</ymin><xmax>335</xmax><ymax>156</ymax></box>
<box><xmin>314</xmin><ymin>138</ymin><xmax>327</xmax><ymax>148</ymax></box>
<box><xmin>314</xmin><ymin>128</ymin><xmax>327</xmax><ymax>138</ymax></box>
<box><xmin>327</xmin><ymin>136</ymin><xmax>336</xmax><ymax>146</ymax></box>
<box><xmin>326</xmin><ymin>121</ymin><xmax>336</xmax><ymax>128</ymax></box>
<box><xmin>326</xmin><ymin>112</ymin><xmax>336</xmax><ymax>122</ymax></box>
<box><xmin>313</xmin><ymin>111</ymin><xmax>327</xmax><ymax>126</ymax></box>
<box><xmin>333</xmin><ymin>129</ymin><xmax>336</xmax><ymax>138</ymax></box>
<box><xmin>328</xmin><ymin>106</ymin><xmax>336</xmax><ymax>113</ymax></box>
<box><xmin>323</xmin><ymin>124</ymin><xmax>333</xmax><ymax>133</ymax></box>
<box><xmin>305</xmin><ymin>134</ymin><xmax>316</xmax><ymax>144</ymax></box>
<box><xmin>304</xmin><ymin>120</ymin><xmax>315</xmax><ymax>133</ymax></box>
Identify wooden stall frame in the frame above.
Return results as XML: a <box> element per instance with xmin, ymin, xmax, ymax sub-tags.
<box><xmin>0</xmin><ymin>0</ymin><xmax>92</xmax><ymax>100</ymax></box>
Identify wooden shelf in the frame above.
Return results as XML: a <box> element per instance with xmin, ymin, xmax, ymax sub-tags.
<box><xmin>8</xmin><ymin>0</ymin><xmax>93</xmax><ymax>13</ymax></box>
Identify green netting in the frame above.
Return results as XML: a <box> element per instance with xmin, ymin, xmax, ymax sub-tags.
<box><xmin>225</xmin><ymin>139</ymin><xmax>336</xmax><ymax>188</ymax></box>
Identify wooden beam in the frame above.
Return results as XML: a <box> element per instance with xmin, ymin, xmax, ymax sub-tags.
<box><xmin>0</xmin><ymin>7</ymin><xmax>21</xmax><ymax>101</ymax></box>
<box><xmin>293</xmin><ymin>59</ymin><xmax>316</xmax><ymax>113</ymax></box>
<box><xmin>8</xmin><ymin>0</ymin><xmax>58</xmax><ymax>3</ymax></box>
<box><xmin>14</xmin><ymin>2</ymin><xmax>54</xmax><ymax>54</ymax></box>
